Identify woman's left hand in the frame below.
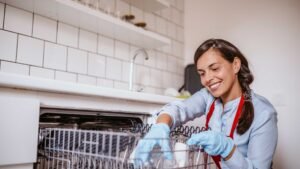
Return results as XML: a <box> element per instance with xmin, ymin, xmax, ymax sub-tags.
<box><xmin>187</xmin><ymin>130</ymin><xmax>235</xmax><ymax>158</ymax></box>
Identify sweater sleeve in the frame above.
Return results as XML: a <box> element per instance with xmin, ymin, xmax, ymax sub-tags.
<box><xmin>156</xmin><ymin>88</ymin><xmax>212</xmax><ymax>128</ymax></box>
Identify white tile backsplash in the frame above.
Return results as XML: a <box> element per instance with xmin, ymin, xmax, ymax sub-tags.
<box><xmin>78</xmin><ymin>74</ymin><xmax>97</xmax><ymax>85</ymax></box>
<box><xmin>121</xmin><ymin>61</ymin><xmax>130</xmax><ymax>82</ymax></box>
<box><xmin>116</xmin><ymin>0</ymin><xmax>130</xmax><ymax>18</ymax></box>
<box><xmin>33</xmin><ymin>14</ymin><xmax>57</xmax><ymax>42</ymax></box>
<box><xmin>97</xmin><ymin>78</ymin><xmax>114</xmax><ymax>88</ymax></box>
<box><xmin>17</xmin><ymin>35</ymin><xmax>44</xmax><ymax>66</ymax></box>
<box><xmin>156</xmin><ymin>52</ymin><xmax>167</xmax><ymax>70</ymax></box>
<box><xmin>79</xmin><ymin>29</ymin><xmax>97</xmax><ymax>53</ymax></box>
<box><xmin>67</xmin><ymin>48</ymin><xmax>88</xmax><ymax>74</ymax></box>
<box><xmin>144</xmin><ymin>50</ymin><xmax>156</xmax><ymax>68</ymax></box>
<box><xmin>115</xmin><ymin>41</ymin><xmax>129</xmax><ymax>60</ymax></box>
<box><xmin>131</xmin><ymin>6</ymin><xmax>143</xmax><ymax>23</ymax></box>
<box><xmin>30</xmin><ymin>66</ymin><xmax>54</xmax><ymax>79</ymax></box>
<box><xmin>0</xmin><ymin>1</ymin><xmax>185</xmax><ymax>95</ymax></box>
<box><xmin>156</xmin><ymin>17</ymin><xmax>167</xmax><ymax>35</ymax></box>
<box><xmin>98</xmin><ymin>35</ymin><xmax>114</xmax><ymax>57</ymax></box>
<box><xmin>0</xmin><ymin>61</ymin><xmax>29</xmax><ymax>75</ymax></box>
<box><xmin>150</xmin><ymin>69</ymin><xmax>162</xmax><ymax>88</ymax></box>
<box><xmin>0</xmin><ymin>3</ymin><xmax>4</xmax><ymax>28</ymax></box>
<box><xmin>144</xmin><ymin>12</ymin><xmax>155</xmax><ymax>31</ymax></box>
<box><xmin>135</xmin><ymin>65</ymin><xmax>150</xmax><ymax>86</ymax></box>
<box><xmin>168</xmin><ymin>22</ymin><xmax>176</xmax><ymax>40</ymax></box>
<box><xmin>98</xmin><ymin>0</ymin><xmax>115</xmax><ymax>14</ymax></box>
<box><xmin>4</xmin><ymin>5</ymin><xmax>32</xmax><ymax>36</ymax></box>
<box><xmin>114</xmin><ymin>81</ymin><xmax>128</xmax><ymax>90</ymax></box>
<box><xmin>57</xmin><ymin>22</ymin><xmax>78</xmax><ymax>48</ymax></box>
<box><xmin>55</xmin><ymin>70</ymin><xmax>76</xmax><ymax>82</ymax></box>
<box><xmin>0</xmin><ymin>30</ymin><xmax>17</xmax><ymax>62</ymax></box>
<box><xmin>44</xmin><ymin>42</ymin><xmax>67</xmax><ymax>71</ymax></box>
<box><xmin>106</xmin><ymin>57</ymin><xmax>122</xmax><ymax>81</ymax></box>
<box><xmin>88</xmin><ymin>53</ymin><xmax>105</xmax><ymax>77</ymax></box>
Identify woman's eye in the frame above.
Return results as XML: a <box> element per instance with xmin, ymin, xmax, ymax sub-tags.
<box><xmin>212</xmin><ymin>67</ymin><xmax>219</xmax><ymax>71</ymax></box>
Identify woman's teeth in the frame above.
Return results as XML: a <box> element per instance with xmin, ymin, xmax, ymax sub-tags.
<box><xmin>210</xmin><ymin>82</ymin><xmax>220</xmax><ymax>90</ymax></box>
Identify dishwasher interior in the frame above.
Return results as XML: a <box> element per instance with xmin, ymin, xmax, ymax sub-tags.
<box><xmin>35</xmin><ymin>108</ymin><xmax>217</xmax><ymax>169</ymax></box>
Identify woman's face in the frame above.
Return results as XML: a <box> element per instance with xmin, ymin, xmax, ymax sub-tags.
<box><xmin>196</xmin><ymin>48</ymin><xmax>240</xmax><ymax>99</ymax></box>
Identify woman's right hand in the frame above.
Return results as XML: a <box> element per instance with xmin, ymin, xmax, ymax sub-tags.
<box><xmin>134</xmin><ymin>123</ymin><xmax>173</xmax><ymax>166</ymax></box>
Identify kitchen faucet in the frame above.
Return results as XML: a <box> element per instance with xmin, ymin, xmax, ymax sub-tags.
<box><xmin>129</xmin><ymin>48</ymin><xmax>149</xmax><ymax>91</ymax></box>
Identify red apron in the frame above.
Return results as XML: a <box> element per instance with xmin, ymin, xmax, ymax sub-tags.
<box><xmin>205</xmin><ymin>95</ymin><xmax>245</xmax><ymax>169</ymax></box>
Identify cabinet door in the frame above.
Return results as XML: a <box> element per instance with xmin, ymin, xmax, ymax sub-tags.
<box><xmin>0</xmin><ymin>96</ymin><xmax>39</xmax><ymax>166</ymax></box>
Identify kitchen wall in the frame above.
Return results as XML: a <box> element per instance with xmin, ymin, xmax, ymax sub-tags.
<box><xmin>184</xmin><ymin>0</ymin><xmax>300</xmax><ymax>168</ymax></box>
<box><xmin>0</xmin><ymin>0</ymin><xmax>185</xmax><ymax>95</ymax></box>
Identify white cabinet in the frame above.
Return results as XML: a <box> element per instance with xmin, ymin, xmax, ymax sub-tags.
<box><xmin>0</xmin><ymin>96</ymin><xmax>39</xmax><ymax>166</ymax></box>
<box><xmin>3</xmin><ymin>0</ymin><xmax>171</xmax><ymax>49</ymax></box>
<box><xmin>122</xmin><ymin>0</ymin><xmax>170</xmax><ymax>12</ymax></box>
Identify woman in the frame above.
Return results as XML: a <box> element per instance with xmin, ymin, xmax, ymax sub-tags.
<box><xmin>134</xmin><ymin>39</ymin><xmax>278</xmax><ymax>169</ymax></box>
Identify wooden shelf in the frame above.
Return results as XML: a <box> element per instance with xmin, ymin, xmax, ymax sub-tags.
<box><xmin>122</xmin><ymin>0</ymin><xmax>170</xmax><ymax>12</ymax></box>
<box><xmin>3</xmin><ymin>0</ymin><xmax>171</xmax><ymax>49</ymax></box>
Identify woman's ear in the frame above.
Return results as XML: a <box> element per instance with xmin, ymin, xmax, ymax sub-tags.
<box><xmin>233</xmin><ymin>57</ymin><xmax>241</xmax><ymax>74</ymax></box>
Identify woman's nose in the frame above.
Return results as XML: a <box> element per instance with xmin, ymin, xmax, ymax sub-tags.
<box><xmin>203</xmin><ymin>72</ymin><xmax>213</xmax><ymax>85</ymax></box>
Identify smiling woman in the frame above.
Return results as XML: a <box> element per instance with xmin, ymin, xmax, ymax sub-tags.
<box><xmin>134</xmin><ymin>38</ymin><xmax>278</xmax><ymax>169</ymax></box>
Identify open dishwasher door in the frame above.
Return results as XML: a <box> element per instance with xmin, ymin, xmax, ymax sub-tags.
<box><xmin>0</xmin><ymin>96</ymin><xmax>40</xmax><ymax>168</ymax></box>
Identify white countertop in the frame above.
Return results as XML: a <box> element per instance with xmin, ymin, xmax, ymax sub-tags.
<box><xmin>0</xmin><ymin>72</ymin><xmax>180</xmax><ymax>104</ymax></box>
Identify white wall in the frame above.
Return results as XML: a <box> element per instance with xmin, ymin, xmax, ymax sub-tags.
<box><xmin>184</xmin><ymin>0</ymin><xmax>300</xmax><ymax>168</ymax></box>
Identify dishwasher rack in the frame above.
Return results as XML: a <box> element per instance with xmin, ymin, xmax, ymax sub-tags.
<box><xmin>35</xmin><ymin>127</ymin><xmax>217</xmax><ymax>169</ymax></box>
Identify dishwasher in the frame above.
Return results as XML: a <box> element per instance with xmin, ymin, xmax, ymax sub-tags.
<box><xmin>34</xmin><ymin>108</ymin><xmax>217</xmax><ymax>169</ymax></box>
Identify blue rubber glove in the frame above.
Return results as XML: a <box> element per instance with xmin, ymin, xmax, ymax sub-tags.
<box><xmin>134</xmin><ymin>123</ymin><xmax>173</xmax><ymax>165</ymax></box>
<box><xmin>186</xmin><ymin>130</ymin><xmax>234</xmax><ymax>158</ymax></box>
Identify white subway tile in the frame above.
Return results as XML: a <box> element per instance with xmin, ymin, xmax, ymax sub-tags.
<box><xmin>17</xmin><ymin>35</ymin><xmax>44</xmax><ymax>66</ymax></box>
<box><xmin>98</xmin><ymin>0</ymin><xmax>115</xmax><ymax>14</ymax></box>
<box><xmin>144</xmin><ymin>50</ymin><xmax>156</xmax><ymax>68</ymax></box>
<box><xmin>167</xmin><ymin>55</ymin><xmax>177</xmax><ymax>72</ymax></box>
<box><xmin>115</xmin><ymin>41</ymin><xmax>129</xmax><ymax>60</ymax></box>
<box><xmin>57</xmin><ymin>22</ymin><xmax>78</xmax><ymax>48</ymax></box>
<box><xmin>144</xmin><ymin>12</ymin><xmax>155</xmax><ymax>31</ymax></box>
<box><xmin>171</xmin><ymin>8</ymin><xmax>181</xmax><ymax>25</ymax></box>
<box><xmin>106</xmin><ymin>57</ymin><xmax>122</xmax><ymax>81</ymax></box>
<box><xmin>162</xmin><ymin>71</ymin><xmax>172</xmax><ymax>88</ymax></box>
<box><xmin>167</xmin><ymin>22</ymin><xmax>176</xmax><ymax>40</ymax></box>
<box><xmin>67</xmin><ymin>48</ymin><xmax>87</xmax><ymax>74</ymax></box>
<box><xmin>156</xmin><ymin>52</ymin><xmax>167</xmax><ymax>70</ymax></box>
<box><xmin>78</xmin><ymin>74</ymin><xmax>97</xmax><ymax>85</ymax></box>
<box><xmin>114</xmin><ymin>81</ymin><xmax>128</xmax><ymax>90</ymax></box>
<box><xmin>116</xmin><ymin>0</ymin><xmax>130</xmax><ymax>18</ymax></box>
<box><xmin>150</xmin><ymin>69</ymin><xmax>162</xmax><ymax>88</ymax></box>
<box><xmin>161</xmin><ymin>7</ymin><xmax>171</xmax><ymax>19</ymax></box>
<box><xmin>44</xmin><ymin>42</ymin><xmax>67</xmax><ymax>71</ymax></box>
<box><xmin>177</xmin><ymin>26</ymin><xmax>184</xmax><ymax>42</ymax></box>
<box><xmin>55</xmin><ymin>70</ymin><xmax>76</xmax><ymax>82</ymax></box>
<box><xmin>0</xmin><ymin>30</ymin><xmax>17</xmax><ymax>61</ymax></box>
<box><xmin>0</xmin><ymin>61</ymin><xmax>29</xmax><ymax>75</ymax></box>
<box><xmin>176</xmin><ymin>0</ymin><xmax>184</xmax><ymax>11</ymax></box>
<box><xmin>0</xmin><ymin>3</ymin><xmax>4</xmax><ymax>28</ymax></box>
<box><xmin>97</xmin><ymin>78</ymin><xmax>114</xmax><ymax>88</ymax></box>
<box><xmin>79</xmin><ymin>29</ymin><xmax>97</xmax><ymax>52</ymax></box>
<box><xmin>136</xmin><ymin>65</ymin><xmax>150</xmax><ymax>86</ymax></box>
<box><xmin>122</xmin><ymin>61</ymin><xmax>130</xmax><ymax>82</ymax></box>
<box><xmin>98</xmin><ymin>35</ymin><xmax>114</xmax><ymax>57</ymax></box>
<box><xmin>131</xmin><ymin>6</ymin><xmax>143</xmax><ymax>23</ymax></box>
<box><xmin>88</xmin><ymin>53</ymin><xmax>105</xmax><ymax>77</ymax></box>
<box><xmin>156</xmin><ymin>17</ymin><xmax>167</xmax><ymax>35</ymax></box>
<box><xmin>33</xmin><ymin>14</ymin><xmax>57</xmax><ymax>42</ymax></box>
<box><xmin>4</xmin><ymin>5</ymin><xmax>32</xmax><ymax>36</ymax></box>
<box><xmin>177</xmin><ymin>59</ymin><xmax>184</xmax><ymax>75</ymax></box>
<box><xmin>30</xmin><ymin>66</ymin><xmax>54</xmax><ymax>79</ymax></box>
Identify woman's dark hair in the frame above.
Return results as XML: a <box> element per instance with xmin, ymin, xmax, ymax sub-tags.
<box><xmin>194</xmin><ymin>39</ymin><xmax>254</xmax><ymax>135</ymax></box>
